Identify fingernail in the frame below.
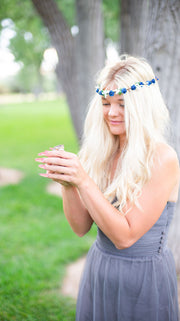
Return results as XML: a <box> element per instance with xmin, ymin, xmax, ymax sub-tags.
<box><xmin>38</xmin><ymin>150</ymin><xmax>51</xmax><ymax>155</ymax></box>
<box><xmin>39</xmin><ymin>173</ymin><xmax>48</xmax><ymax>177</ymax></box>
<box><xmin>35</xmin><ymin>158</ymin><xmax>44</xmax><ymax>162</ymax></box>
<box><xmin>38</xmin><ymin>164</ymin><xmax>46</xmax><ymax>168</ymax></box>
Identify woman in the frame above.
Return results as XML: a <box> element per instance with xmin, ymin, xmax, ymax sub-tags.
<box><xmin>36</xmin><ymin>56</ymin><xmax>180</xmax><ymax>321</ymax></box>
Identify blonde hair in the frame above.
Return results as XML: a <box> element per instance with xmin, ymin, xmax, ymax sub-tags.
<box><xmin>79</xmin><ymin>55</ymin><xmax>170</xmax><ymax>214</ymax></box>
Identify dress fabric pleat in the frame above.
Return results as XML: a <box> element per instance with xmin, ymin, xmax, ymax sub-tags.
<box><xmin>76</xmin><ymin>202</ymin><xmax>179</xmax><ymax>321</ymax></box>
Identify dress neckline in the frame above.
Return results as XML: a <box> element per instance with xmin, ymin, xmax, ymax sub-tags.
<box><xmin>167</xmin><ymin>201</ymin><xmax>176</xmax><ymax>206</ymax></box>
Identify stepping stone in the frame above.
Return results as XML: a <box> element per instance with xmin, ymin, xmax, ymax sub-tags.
<box><xmin>46</xmin><ymin>181</ymin><xmax>62</xmax><ymax>197</ymax></box>
<box><xmin>0</xmin><ymin>167</ymin><xmax>24</xmax><ymax>186</ymax></box>
<box><xmin>61</xmin><ymin>256</ymin><xmax>86</xmax><ymax>299</ymax></box>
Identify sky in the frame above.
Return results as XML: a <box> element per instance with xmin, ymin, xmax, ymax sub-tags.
<box><xmin>0</xmin><ymin>18</ymin><xmax>59</xmax><ymax>81</ymax></box>
<box><xmin>0</xmin><ymin>26</ymin><xmax>21</xmax><ymax>80</ymax></box>
<box><xmin>0</xmin><ymin>18</ymin><xmax>76</xmax><ymax>81</ymax></box>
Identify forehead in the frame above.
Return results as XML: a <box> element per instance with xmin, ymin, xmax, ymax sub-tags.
<box><xmin>101</xmin><ymin>95</ymin><xmax>124</xmax><ymax>102</ymax></box>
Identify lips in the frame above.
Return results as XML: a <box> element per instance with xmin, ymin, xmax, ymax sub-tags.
<box><xmin>109</xmin><ymin>120</ymin><xmax>124</xmax><ymax>125</ymax></box>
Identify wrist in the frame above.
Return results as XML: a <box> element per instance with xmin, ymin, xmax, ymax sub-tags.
<box><xmin>61</xmin><ymin>184</ymin><xmax>76</xmax><ymax>192</ymax></box>
<box><xmin>77</xmin><ymin>173</ymin><xmax>91</xmax><ymax>191</ymax></box>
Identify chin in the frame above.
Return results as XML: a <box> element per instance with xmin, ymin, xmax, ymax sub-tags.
<box><xmin>109</xmin><ymin>128</ymin><xmax>126</xmax><ymax>136</ymax></box>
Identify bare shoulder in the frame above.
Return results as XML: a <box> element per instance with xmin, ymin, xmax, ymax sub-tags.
<box><xmin>153</xmin><ymin>142</ymin><xmax>180</xmax><ymax>202</ymax></box>
<box><xmin>154</xmin><ymin>142</ymin><xmax>179</xmax><ymax>172</ymax></box>
<box><xmin>123</xmin><ymin>143</ymin><xmax>179</xmax><ymax>244</ymax></box>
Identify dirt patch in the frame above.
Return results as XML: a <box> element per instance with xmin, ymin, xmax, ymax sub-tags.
<box><xmin>61</xmin><ymin>256</ymin><xmax>86</xmax><ymax>299</ymax></box>
<box><xmin>0</xmin><ymin>167</ymin><xmax>24</xmax><ymax>186</ymax></box>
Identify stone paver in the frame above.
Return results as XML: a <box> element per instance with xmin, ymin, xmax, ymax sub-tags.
<box><xmin>0</xmin><ymin>167</ymin><xmax>24</xmax><ymax>186</ymax></box>
<box><xmin>61</xmin><ymin>256</ymin><xmax>86</xmax><ymax>299</ymax></box>
<box><xmin>46</xmin><ymin>181</ymin><xmax>62</xmax><ymax>197</ymax></box>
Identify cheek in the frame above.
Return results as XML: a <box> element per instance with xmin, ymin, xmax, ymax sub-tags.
<box><xmin>103</xmin><ymin>113</ymin><xmax>109</xmax><ymax>124</ymax></box>
<box><xmin>103</xmin><ymin>108</ymin><xmax>109</xmax><ymax>118</ymax></box>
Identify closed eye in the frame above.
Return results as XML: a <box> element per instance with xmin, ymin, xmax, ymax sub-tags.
<box><xmin>103</xmin><ymin>103</ymin><xmax>110</xmax><ymax>106</ymax></box>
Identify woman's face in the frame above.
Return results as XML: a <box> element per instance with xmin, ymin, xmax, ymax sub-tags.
<box><xmin>102</xmin><ymin>94</ymin><xmax>126</xmax><ymax>139</ymax></box>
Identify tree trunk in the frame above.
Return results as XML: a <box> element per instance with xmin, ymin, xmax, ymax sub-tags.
<box><xmin>120</xmin><ymin>0</ymin><xmax>180</xmax><ymax>271</ymax></box>
<box><xmin>144</xmin><ymin>0</ymin><xmax>180</xmax><ymax>273</ymax></box>
<box><xmin>31</xmin><ymin>0</ymin><xmax>104</xmax><ymax>142</ymax></box>
<box><xmin>120</xmin><ymin>0</ymin><xmax>148</xmax><ymax>55</ymax></box>
<box><xmin>75</xmin><ymin>0</ymin><xmax>105</xmax><ymax>142</ymax></box>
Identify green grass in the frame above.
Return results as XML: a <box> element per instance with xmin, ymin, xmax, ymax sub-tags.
<box><xmin>0</xmin><ymin>97</ymin><xmax>96</xmax><ymax>320</ymax></box>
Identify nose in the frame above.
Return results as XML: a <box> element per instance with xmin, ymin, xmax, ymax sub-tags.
<box><xmin>108</xmin><ymin>104</ymin><xmax>120</xmax><ymax>116</ymax></box>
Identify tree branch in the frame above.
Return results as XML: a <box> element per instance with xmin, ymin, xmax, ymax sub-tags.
<box><xmin>31</xmin><ymin>0</ymin><xmax>73</xmax><ymax>73</ymax></box>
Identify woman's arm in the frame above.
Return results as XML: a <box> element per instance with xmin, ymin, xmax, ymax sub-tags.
<box><xmin>36</xmin><ymin>150</ymin><xmax>94</xmax><ymax>236</ymax></box>
<box><xmin>61</xmin><ymin>185</ymin><xmax>94</xmax><ymax>236</ymax></box>
<box><xmin>36</xmin><ymin>144</ymin><xmax>179</xmax><ymax>248</ymax></box>
<box><xmin>76</xmin><ymin>145</ymin><xmax>179</xmax><ymax>249</ymax></box>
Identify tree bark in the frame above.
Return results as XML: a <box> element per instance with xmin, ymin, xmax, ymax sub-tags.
<box><xmin>120</xmin><ymin>0</ymin><xmax>180</xmax><ymax>271</ymax></box>
<box><xmin>120</xmin><ymin>0</ymin><xmax>148</xmax><ymax>55</ymax></box>
<box><xmin>144</xmin><ymin>0</ymin><xmax>180</xmax><ymax>273</ymax></box>
<box><xmin>75</xmin><ymin>0</ymin><xmax>105</xmax><ymax>139</ymax></box>
<box><xmin>31</xmin><ymin>0</ymin><xmax>104</xmax><ymax>142</ymax></box>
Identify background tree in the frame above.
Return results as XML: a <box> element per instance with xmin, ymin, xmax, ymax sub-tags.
<box><xmin>31</xmin><ymin>0</ymin><xmax>104</xmax><ymax>141</ymax></box>
<box><xmin>0</xmin><ymin>0</ymin><xmax>119</xmax><ymax>140</ymax></box>
<box><xmin>0</xmin><ymin>1</ymin><xmax>50</xmax><ymax>93</ymax></box>
<box><xmin>120</xmin><ymin>0</ymin><xmax>180</xmax><ymax>271</ymax></box>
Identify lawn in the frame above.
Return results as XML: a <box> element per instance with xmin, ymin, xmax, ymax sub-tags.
<box><xmin>0</xmin><ymin>97</ymin><xmax>96</xmax><ymax>320</ymax></box>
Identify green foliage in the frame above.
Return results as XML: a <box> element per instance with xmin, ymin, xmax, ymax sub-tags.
<box><xmin>0</xmin><ymin>0</ymin><xmax>75</xmax><ymax>70</ymax></box>
<box><xmin>0</xmin><ymin>0</ymin><xmax>50</xmax><ymax>92</ymax></box>
<box><xmin>103</xmin><ymin>0</ymin><xmax>120</xmax><ymax>42</ymax></box>
<box><xmin>56</xmin><ymin>0</ymin><xmax>76</xmax><ymax>27</ymax></box>
<box><xmin>0</xmin><ymin>0</ymin><xmax>120</xmax><ymax>93</ymax></box>
<box><xmin>9</xmin><ymin>23</ymin><xmax>47</xmax><ymax>69</ymax></box>
<box><xmin>11</xmin><ymin>66</ymin><xmax>57</xmax><ymax>93</ymax></box>
<box><xmin>13</xmin><ymin>65</ymin><xmax>43</xmax><ymax>93</ymax></box>
<box><xmin>0</xmin><ymin>98</ymin><xmax>96</xmax><ymax>320</ymax></box>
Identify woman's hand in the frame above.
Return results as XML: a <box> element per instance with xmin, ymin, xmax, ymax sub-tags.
<box><xmin>35</xmin><ymin>150</ymin><xmax>88</xmax><ymax>188</ymax></box>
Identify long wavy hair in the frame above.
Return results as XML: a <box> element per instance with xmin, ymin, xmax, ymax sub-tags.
<box><xmin>79</xmin><ymin>55</ymin><xmax>170</xmax><ymax>215</ymax></box>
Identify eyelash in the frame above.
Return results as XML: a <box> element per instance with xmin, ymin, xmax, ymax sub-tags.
<box><xmin>102</xmin><ymin>103</ymin><xmax>124</xmax><ymax>107</ymax></box>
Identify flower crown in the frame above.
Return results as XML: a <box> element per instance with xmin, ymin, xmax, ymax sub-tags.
<box><xmin>96</xmin><ymin>76</ymin><xmax>159</xmax><ymax>98</ymax></box>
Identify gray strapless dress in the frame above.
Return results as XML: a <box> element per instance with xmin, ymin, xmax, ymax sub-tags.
<box><xmin>76</xmin><ymin>202</ymin><xmax>179</xmax><ymax>321</ymax></box>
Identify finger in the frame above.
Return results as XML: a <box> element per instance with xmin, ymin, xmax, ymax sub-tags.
<box><xmin>36</xmin><ymin>157</ymin><xmax>73</xmax><ymax>168</ymax></box>
<box><xmin>38</xmin><ymin>150</ymin><xmax>77</xmax><ymax>160</ymax></box>
<box><xmin>52</xmin><ymin>179</ymin><xmax>71</xmax><ymax>186</ymax></box>
<box><xmin>39</xmin><ymin>173</ymin><xmax>49</xmax><ymax>177</ymax></box>
<box><xmin>39</xmin><ymin>172</ymin><xmax>71</xmax><ymax>182</ymax></box>
<box><xmin>35</xmin><ymin>158</ymin><xmax>46</xmax><ymax>162</ymax></box>
<box><xmin>41</xmin><ymin>170</ymin><xmax>71</xmax><ymax>186</ymax></box>
<box><xmin>38</xmin><ymin>164</ymin><xmax>70</xmax><ymax>174</ymax></box>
